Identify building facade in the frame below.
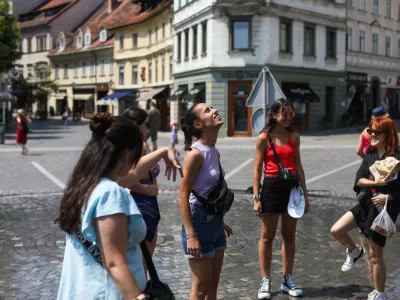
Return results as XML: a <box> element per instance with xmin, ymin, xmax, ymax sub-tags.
<box><xmin>173</xmin><ymin>0</ymin><xmax>347</xmax><ymax>137</ymax></box>
<box><xmin>48</xmin><ymin>1</ymin><xmax>117</xmax><ymax>118</ymax></box>
<box><xmin>15</xmin><ymin>0</ymin><xmax>104</xmax><ymax>114</ymax></box>
<box><xmin>105</xmin><ymin>0</ymin><xmax>174</xmax><ymax>130</ymax></box>
<box><xmin>346</xmin><ymin>0</ymin><xmax>400</xmax><ymax>120</ymax></box>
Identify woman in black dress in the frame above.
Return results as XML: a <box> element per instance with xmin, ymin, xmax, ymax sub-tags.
<box><xmin>331</xmin><ymin>116</ymin><xmax>400</xmax><ymax>300</ymax></box>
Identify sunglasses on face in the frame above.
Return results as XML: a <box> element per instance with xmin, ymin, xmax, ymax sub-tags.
<box><xmin>279</xmin><ymin>111</ymin><xmax>296</xmax><ymax>119</ymax></box>
<box><xmin>367</xmin><ymin>129</ymin><xmax>383</xmax><ymax>136</ymax></box>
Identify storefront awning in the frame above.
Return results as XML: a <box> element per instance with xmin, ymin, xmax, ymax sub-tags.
<box><xmin>136</xmin><ymin>86</ymin><xmax>167</xmax><ymax>102</ymax></box>
<box><xmin>182</xmin><ymin>87</ymin><xmax>205</xmax><ymax>103</ymax></box>
<box><xmin>168</xmin><ymin>87</ymin><xmax>188</xmax><ymax>102</ymax></box>
<box><xmin>282</xmin><ymin>83</ymin><xmax>320</xmax><ymax>102</ymax></box>
<box><xmin>102</xmin><ymin>90</ymin><xmax>136</xmax><ymax>101</ymax></box>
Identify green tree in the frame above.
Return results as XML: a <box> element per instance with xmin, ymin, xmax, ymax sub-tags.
<box><xmin>0</xmin><ymin>0</ymin><xmax>21</xmax><ymax>73</ymax></box>
<box><xmin>11</xmin><ymin>63</ymin><xmax>58</xmax><ymax>117</ymax></box>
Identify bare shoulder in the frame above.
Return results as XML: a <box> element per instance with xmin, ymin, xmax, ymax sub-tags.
<box><xmin>291</xmin><ymin>131</ymin><xmax>301</xmax><ymax>145</ymax></box>
<box><xmin>256</xmin><ymin>132</ymin><xmax>268</xmax><ymax>149</ymax></box>
<box><xmin>184</xmin><ymin>148</ymin><xmax>203</xmax><ymax>165</ymax></box>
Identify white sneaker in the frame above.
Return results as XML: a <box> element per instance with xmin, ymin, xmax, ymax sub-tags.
<box><xmin>258</xmin><ymin>277</ymin><xmax>271</xmax><ymax>300</ymax></box>
<box><xmin>341</xmin><ymin>245</ymin><xmax>365</xmax><ymax>272</ymax></box>
<box><xmin>281</xmin><ymin>275</ymin><xmax>303</xmax><ymax>297</ymax></box>
<box><xmin>368</xmin><ymin>291</ymin><xmax>388</xmax><ymax>300</ymax></box>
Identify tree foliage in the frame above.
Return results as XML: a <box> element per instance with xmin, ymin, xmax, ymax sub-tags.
<box><xmin>0</xmin><ymin>0</ymin><xmax>21</xmax><ymax>72</ymax></box>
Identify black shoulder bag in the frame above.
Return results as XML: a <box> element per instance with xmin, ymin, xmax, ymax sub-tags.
<box><xmin>75</xmin><ymin>229</ymin><xmax>174</xmax><ymax>300</ymax></box>
<box><xmin>268</xmin><ymin>134</ymin><xmax>299</xmax><ymax>189</ymax></box>
<box><xmin>191</xmin><ymin>160</ymin><xmax>234</xmax><ymax>215</ymax></box>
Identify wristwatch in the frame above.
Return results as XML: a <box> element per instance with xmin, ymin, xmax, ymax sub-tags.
<box><xmin>253</xmin><ymin>195</ymin><xmax>261</xmax><ymax>202</ymax></box>
<box><xmin>134</xmin><ymin>294</ymin><xmax>147</xmax><ymax>300</ymax></box>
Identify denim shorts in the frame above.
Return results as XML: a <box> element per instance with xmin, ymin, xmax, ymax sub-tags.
<box><xmin>182</xmin><ymin>203</ymin><xmax>226</xmax><ymax>258</ymax></box>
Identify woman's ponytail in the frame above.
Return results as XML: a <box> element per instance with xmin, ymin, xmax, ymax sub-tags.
<box><xmin>180</xmin><ymin>104</ymin><xmax>202</xmax><ymax>151</ymax></box>
<box><xmin>181</xmin><ymin>117</ymin><xmax>193</xmax><ymax>151</ymax></box>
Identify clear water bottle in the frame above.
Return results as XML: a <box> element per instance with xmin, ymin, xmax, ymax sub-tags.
<box><xmin>371</xmin><ymin>189</ymin><xmax>383</xmax><ymax>213</ymax></box>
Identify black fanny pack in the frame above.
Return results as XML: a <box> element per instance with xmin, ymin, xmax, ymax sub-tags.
<box><xmin>192</xmin><ymin>161</ymin><xmax>234</xmax><ymax>215</ymax></box>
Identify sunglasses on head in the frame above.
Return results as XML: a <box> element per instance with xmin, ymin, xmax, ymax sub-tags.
<box><xmin>367</xmin><ymin>129</ymin><xmax>383</xmax><ymax>136</ymax></box>
<box><xmin>279</xmin><ymin>111</ymin><xmax>295</xmax><ymax>119</ymax></box>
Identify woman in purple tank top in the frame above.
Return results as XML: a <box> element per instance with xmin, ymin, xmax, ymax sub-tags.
<box><xmin>179</xmin><ymin>103</ymin><xmax>233</xmax><ymax>300</ymax></box>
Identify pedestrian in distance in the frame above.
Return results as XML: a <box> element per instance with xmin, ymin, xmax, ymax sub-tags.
<box><xmin>146</xmin><ymin>101</ymin><xmax>161</xmax><ymax>152</ymax></box>
<box><xmin>356</xmin><ymin>106</ymin><xmax>389</xmax><ymax>158</ymax></box>
<box><xmin>253</xmin><ymin>98</ymin><xmax>310</xmax><ymax>299</ymax></box>
<box><xmin>56</xmin><ymin>113</ymin><xmax>182</xmax><ymax>300</ymax></box>
<box><xmin>331</xmin><ymin>115</ymin><xmax>400</xmax><ymax>300</ymax></box>
<box><xmin>62</xmin><ymin>108</ymin><xmax>69</xmax><ymax>128</ymax></box>
<box><xmin>179</xmin><ymin>103</ymin><xmax>233</xmax><ymax>300</ymax></box>
<box><xmin>170</xmin><ymin>120</ymin><xmax>180</xmax><ymax>157</ymax></box>
<box><xmin>16</xmin><ymin>108</ymin><xmax>31</xmax><ymax>155</ymax></box>
<box><xmin>118</xmin><ymin>107</ymin><xmax>162</xmax><ymax>274</ymax></box>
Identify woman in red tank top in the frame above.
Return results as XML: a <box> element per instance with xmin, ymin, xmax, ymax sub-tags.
<box><xmin>252</xmin><ymin>98</ymin><xmax>310</xmax><ymax>299</ymax></box>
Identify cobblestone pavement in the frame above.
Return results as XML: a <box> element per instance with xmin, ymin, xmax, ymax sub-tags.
<box><xmin>1</xmin><ymin>192</ymin><xmax>400</xmax><ymax>300</ymax></box>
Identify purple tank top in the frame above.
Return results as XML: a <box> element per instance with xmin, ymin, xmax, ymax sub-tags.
<box><xmin>189</xmin><ymin>142</ymin><xmax>224</xmax><ymax>204</ymax></box>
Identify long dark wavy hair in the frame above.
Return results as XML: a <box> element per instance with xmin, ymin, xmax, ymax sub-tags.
<box><xmin>181</xmin><ymin>103</ymin><xmax>202</xmax><ymax>151</ymax></box>
<box><xmin>261</xmin><ymin>98</ymin><xmax>294</xmax><ymax>135</ymax></box>
<box><xmin>123</xmin><ymin>106</ymin><xmax>148</xmax><ymax>126</ymax></box>
<box><xmin>57</xmin><ymin>113</ymin><xmax>143</xmax><ymax>233</ymax></box>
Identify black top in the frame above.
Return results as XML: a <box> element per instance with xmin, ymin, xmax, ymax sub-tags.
<box><xmin>354</xmin><ymin>149</ymin><xmax>400</xmax><ymax>202</ymax></box>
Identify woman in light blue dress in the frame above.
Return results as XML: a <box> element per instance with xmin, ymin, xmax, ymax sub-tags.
<box><xmin>56</xmin><ymin>113</ymin><xmax>182</xmax><ymax>300</ymax></box>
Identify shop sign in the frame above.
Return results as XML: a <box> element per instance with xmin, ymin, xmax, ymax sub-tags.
<box><xmin>96</xmin><ymin>83</ymin><xmax>109</xmax><ymax>92</ymax></box>
<box><xmin>347</xmin><ymin>72</ymin><xmax>368</xmax><ymax>83</ymax></box>
<box><xmin>221</xmin><ymin>71</ymin><xmax>259</xmax><ymax>80</ymax></box>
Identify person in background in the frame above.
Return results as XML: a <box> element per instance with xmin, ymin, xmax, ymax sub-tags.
<box><xmin>16</xmin><ymin>109</ymin><xmax>31</xmax><ymax>155</ymax></box>
<box><xmin>356</xmin><ymin>106</ymin><xmax>389</xmax><ymax>158</ymax></box>
<box><xmin>170</xmin><ymin>120</ymin><xmax>180</xmax><ymax>157</ymax></box>
<box><xmin>146</xmin><ymin>101</ymin><xmax>161</xmax><ymax>152</ymax></box>
<box><xmin>57</xmin><ymin>113</ymin><xmax>182</xmax><ymax>300</ymax></box>
<box><xmin>63</xmin><ymin>108</ymin><xmax>69</xmax><ymax>128</ymax></box>
<box><xmin>331</xmin><ymin>115</ymin><xmax>400</xmax><ymax>300</ymax></box>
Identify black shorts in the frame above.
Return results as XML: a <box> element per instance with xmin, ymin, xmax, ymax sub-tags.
<box><xmin>261</xmin><ymin>177</ymin><xmax>291</xmax><ymax>214</ymax></box>
<box><xmin>350</xmin><ymin>199</ymin><xmax>400</xmax><ymax>247</ymax></box>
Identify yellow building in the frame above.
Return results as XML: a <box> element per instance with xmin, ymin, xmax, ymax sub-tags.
<box><xmin>48</xmin><ymin>2</ymin><xmax>119</xmax><ymax>118</ymax></box>
<box><xmin>105</xmin><ymin>0</ymin><xmax>173</xmax><ymax>130</ymax></box>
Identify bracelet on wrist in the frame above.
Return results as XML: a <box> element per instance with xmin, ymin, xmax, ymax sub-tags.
<box><xmin>133</xmin><ymin>294</ymin><xmax>147</xmax><ymax>300</ymax></box>
<box><xmin>186</xmin><ymin>232</ymin><xmax>197</xmax><ymax>241</ymax></box>
<box><xmin>253</xmin><ymin>194</ymin><xmax>261</xmax><ymax>202</ymax></box>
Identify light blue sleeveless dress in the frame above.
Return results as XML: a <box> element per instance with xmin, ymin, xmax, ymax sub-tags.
<box><xmin>57</xmin><ymin>178</ymin><xmax>147</xmax><ymax>299</ymax></box>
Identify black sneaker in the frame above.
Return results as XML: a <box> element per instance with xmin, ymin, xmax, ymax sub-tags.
<box><xmin>281</xmin><ymin>275</ymin><xmax>303</xmax><ymax>297</ymax></box>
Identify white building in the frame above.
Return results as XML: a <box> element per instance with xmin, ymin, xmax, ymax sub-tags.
<box><xmin>172</xmin><ymin>0</ymin><xmax>347</xmax><ymax>136</ymax></box>
<box><xmin>346</xmin><ymin>0</ymin><xmax>400</xmax><ymax>120</ymax></box>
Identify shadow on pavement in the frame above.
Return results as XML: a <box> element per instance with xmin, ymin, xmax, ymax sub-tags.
<box><xmin>301</xmin><ymin>284</ymin><xmax>370</xmax><ymax>299</ymax></box>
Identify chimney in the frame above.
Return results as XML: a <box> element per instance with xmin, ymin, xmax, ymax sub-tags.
<box><xmin>108</xmin><ymin>0</ymin><xmax>118</xmax><ymax>13</ymax></box>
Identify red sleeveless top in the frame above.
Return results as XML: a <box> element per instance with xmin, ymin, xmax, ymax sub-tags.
<box><xmin>264</xmin><ymin>132</ymin><xmax>296</xmax><ymax>177</ymax></box>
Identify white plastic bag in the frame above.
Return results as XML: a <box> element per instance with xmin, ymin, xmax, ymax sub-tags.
<box><xmin>371</xmin><ymin>196</ymin><xmax>397</xmax><ymax>238</ymax></box>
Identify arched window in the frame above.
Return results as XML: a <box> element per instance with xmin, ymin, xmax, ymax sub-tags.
<box><xmin>76</xmin><ymin>30</ymin><xmax>83</xmax><ymax>49</ymax></box>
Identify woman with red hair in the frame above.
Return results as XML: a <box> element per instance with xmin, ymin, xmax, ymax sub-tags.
<box><xmin>331</xmin><ymin>116</ymin><xmax>400</xmax><ymax>300</ymax></box>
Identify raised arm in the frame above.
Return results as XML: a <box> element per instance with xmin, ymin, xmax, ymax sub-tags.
<box><xmin>178</xmin><ymin>149</ymin><xmax>202</xmax><ymax>258</ymax></box>
<box><xmin>356</xmin><ymin>131</ymin><xmax>366</xmax><ymax>158</ymax></box>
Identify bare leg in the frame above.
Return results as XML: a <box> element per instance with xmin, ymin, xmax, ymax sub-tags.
<box><xmin>259</xmin><ymin>213</ymin><xmax>280</xmax><ymax>277</ymax></box>
<box><xmin>189</xmin><ymin>257</ymin><xmax>214</xmax><ymax>300</ymax></box>
<box><xmin>330</xmin><ymin>211</ymin><xmax>358</xmax><ymax>250</ymax></box>
<box><xmin>359</xmin><ymin>234</ymin><xmax>374</xmax><ymax>284</ymax></box>
<box><xmin>205</xmin><ymin>250</ymin><xmax>224</xmax><ymax>300</ymax></box>
<box><xmin>281</xmin><ymin>212</ymin><xmax>297</xmax><ymax>275</ymax></box>
<box><xmin>369</xmin><ymin>240</ymin><xmax>386</xmax><ymax>292</ymax></box>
